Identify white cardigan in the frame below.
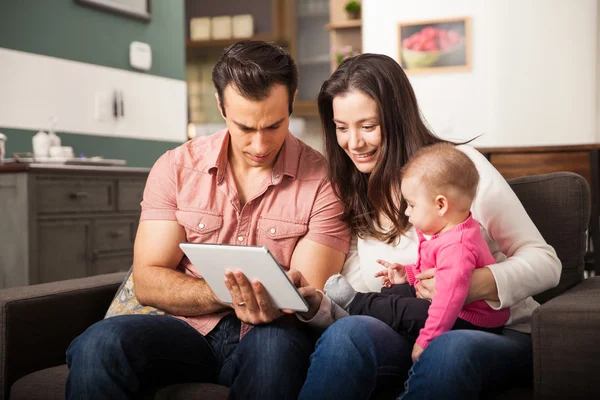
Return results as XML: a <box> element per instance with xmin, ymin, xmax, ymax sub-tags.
<box><xmin>302</xmin><ymin>145</ymin><xmax>562</xmax><ymax>333</ymax></box>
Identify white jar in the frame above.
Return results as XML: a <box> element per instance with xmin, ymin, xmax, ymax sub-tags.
<box><xmin>32</xmin><ymin>130</ymin><xmax>50</xmax><ymax>159</ymax></box>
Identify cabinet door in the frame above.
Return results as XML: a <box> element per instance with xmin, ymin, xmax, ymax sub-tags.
<box><xmin>91</xmin><ymin>252</ymin><xmax>133</xmax><ymax>276</ymax></box>
<box><xmin>294</xmin><ymin>0</ymin><xmax>331</xmax><ymax>104</ymax></box>
<box><xmin>93</xmin><ymin>218</ymin><xmax>136</xmax><ymax>252</ymax></box>
<box><xmin>37</xmin><ymin>220</ymin><xmax>90</xmax><ymax>283</ymax></box>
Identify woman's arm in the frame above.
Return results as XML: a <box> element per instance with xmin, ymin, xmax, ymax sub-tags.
<box><xmin>416</xmin><ymin>266</ymin><xmax>499</xmax><ymax>304</ymax></box>
<box><xmin>459</xmin><ymin>145</ymin><xmax>562</xmax><ymax>309</ymax></box>
<box><xmin>293</xmin><ymin>236</ymin><xmax>366</xmax><ymax>330</ymax></box>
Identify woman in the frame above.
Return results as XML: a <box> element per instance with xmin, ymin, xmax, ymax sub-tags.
<box><xmin>297</xmin><ymin>53</ymin><xmax>561</xmax><ymax>399</ymax></box>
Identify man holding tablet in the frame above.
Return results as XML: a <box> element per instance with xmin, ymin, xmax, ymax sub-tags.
<box><xmin>65</xmin><ymin>41</ymin><xmax>350</xmax><ymax>399</ymax></box>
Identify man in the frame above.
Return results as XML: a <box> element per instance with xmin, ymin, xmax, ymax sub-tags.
<box><xmin>65</xmin><ymin>41</ymin><xmax>350</xmax><ymax>399</ymax></box>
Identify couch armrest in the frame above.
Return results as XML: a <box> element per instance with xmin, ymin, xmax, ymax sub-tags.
<box><xmin>0</xmin><ymin>272</ymin><xmax>126</xmax><ymax>400</ymax></box>
<box><xmin>532</xmin><ymin>276</ymin><xmax>600</xmax><ymax>399</ymax></box>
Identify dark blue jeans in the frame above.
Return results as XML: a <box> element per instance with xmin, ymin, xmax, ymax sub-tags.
<box><xmin>66</xmin><ymin>314</ymin><xmax>313</xmax><ymax>399</ymax></box>
<box><xmin>299</xmin><ymin>316</ymin><xmax>532</xmax><ymax>400</ymax></box>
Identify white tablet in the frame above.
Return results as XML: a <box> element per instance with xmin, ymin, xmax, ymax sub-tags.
<box><xmin>179</xmin><ymin>243</ymin><xmax>309</xmax><ymax>312</ymax></box>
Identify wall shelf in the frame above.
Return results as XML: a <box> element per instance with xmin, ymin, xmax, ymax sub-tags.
<box><xmin>298</xmin><ymin>54</ymin><xmax>330</xmax><ymax>66</ymax></box>
<box><xmin>326</xmin><ymin>19</ymin><xmax>362</xmax><ymax>30</ymax></box>
<box><xmin>186</xmin><ymin>34</ymin><xmax>285</xmax><ymax>52</ymax></box>
<box><xmin>293</xmin><ymin>101</ymin><xmax>319</xmax><ymax>117</ymax></box>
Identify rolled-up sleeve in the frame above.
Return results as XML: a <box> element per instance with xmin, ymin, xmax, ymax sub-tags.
<box><xmin>140</xmin><ymin>151</ymin><xmax>178</xmax><ymax>221</ymax></box>
<box><xmin>304</xmin><ymin>178</ymin><xmax>351</xmax><ymax>254</ymax></box>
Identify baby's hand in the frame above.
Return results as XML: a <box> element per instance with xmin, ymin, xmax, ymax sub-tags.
<box><xmin>374</xmin><ymin>259</ymin><xmax>407</xmax><ymax>287</ymax></box>
<box><xmin>412</xmin><ymin>343</ymin><xmax>424</xmax><ymax>363</ymax></box>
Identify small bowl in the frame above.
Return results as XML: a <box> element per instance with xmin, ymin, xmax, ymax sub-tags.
<box><xmin>402</xmin><ymin>39</ymin><xmax>464</xmax><ymax>69</ymax></box>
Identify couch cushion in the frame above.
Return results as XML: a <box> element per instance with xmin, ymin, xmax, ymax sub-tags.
<box><xmin>481</xmin><ymin>385</ymin><xmax>532</xmax><ymax>399</ymax></box>
<box><xmin>9</xmin><ymin>365</ymin><xmax>230</xmax><ymax>400</ymax></box>
<box><xmin>508</xmin><ymin>172</ymin><xmax>590</xmax><ymax>303</ymax></box>
<box><xmin>154</xmin><ymin>383</ymin><xmax>229</xmax><ymax>399</ymax></box>
<box><xmin>9</xmin><ymin>365</ymin><xmax>67</xmax><ymax>400</ymax></box>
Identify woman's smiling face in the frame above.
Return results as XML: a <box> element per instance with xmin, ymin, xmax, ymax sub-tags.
<box><xmin>332</xmin><ymin>90</ymin><xmax>382</xmax><ymax>174</ymax></box>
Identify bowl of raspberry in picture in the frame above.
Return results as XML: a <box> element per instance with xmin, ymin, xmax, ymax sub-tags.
<box><xmin>401</xmin><ymin>26</ymin><xmax>463</xmax><ymax>69</ymax></box>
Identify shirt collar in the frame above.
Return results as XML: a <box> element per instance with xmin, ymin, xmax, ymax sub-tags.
<box><xmin>206</xmin><ymin>129</ymin><xmax>300</xmax><ymax>185</ymax></box>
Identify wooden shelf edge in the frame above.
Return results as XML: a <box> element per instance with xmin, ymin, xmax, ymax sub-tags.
<box><xmin>186</xmin><ymin>34</ymin><xmax>286</xmax><ymax>50</ymax></box>
<box><xmin>326</xmin><ymin>20</ymin><xmax>362</xmax><ymax>30</ymax></box>
<box><xmin>293</xmin><ymin>101</ymin><xmax>319</xmax><ymax>117</ymax></box>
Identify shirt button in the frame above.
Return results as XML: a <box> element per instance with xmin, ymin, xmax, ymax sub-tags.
<box><xmin>198</xmin><ymin>223</ymin><xmax>205</xmax><ymax>229</ymax></box>
<box><xmin>237</xmin><ymin>235</ymin><xmax>244</xmax><ymax>242</ymax></box>
<box><xmin>270</xmin><ymin>228</ymin><xmax>276</xmax><ymax>234</ymax></box>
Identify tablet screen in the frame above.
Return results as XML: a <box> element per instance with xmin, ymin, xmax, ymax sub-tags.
<box><xmin>179</xmin><ymin>243</ymin><xmax>309</xmax><ymax>312</ymax></box>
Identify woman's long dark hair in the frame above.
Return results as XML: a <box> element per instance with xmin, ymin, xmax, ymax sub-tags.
<box><xmin>319</xmin><ymin>53</ymin><xmax>452</xmax><ymax>243</ymax></box>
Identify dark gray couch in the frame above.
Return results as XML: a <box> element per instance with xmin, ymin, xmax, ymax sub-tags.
<box><xmin>2</xmin><ymin>172</ymin><xmax>599</xmax><ymax>399</ymax></box>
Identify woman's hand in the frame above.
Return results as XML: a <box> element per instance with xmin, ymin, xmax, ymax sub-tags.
<box><xmin>224</xmin><ymin>270</ymin><xmax>283</xmax><ymax>325</ymax></box>
<box><xmin>466</xmin><ymin>267</ymin><xmax>499</xmax><ymax>304</ymax></box>
<box><xmin>287</xmin><ymin>269</ymin><xmax>323</xmax><ymax>320</ymax></box>
<box><xmin>415</xmin><ymin>269</ymin><xmax>436</xmax><ymax>300</ymax></box>
<box><xmin>416</xmin><ymin>267</ymin><xmax>500</xmax><ymax>304</ymax></box>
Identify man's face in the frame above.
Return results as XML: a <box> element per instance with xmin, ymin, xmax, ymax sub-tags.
<box><xmin>218</xmin><ymin>84</ymin><xmax>290</xmax><ymax>170</ymax></box>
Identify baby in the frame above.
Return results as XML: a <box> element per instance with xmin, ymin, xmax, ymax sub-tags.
<box><xmin>325</xmin><ymin>143</ymin><xmax>510</xmax><ymax>362</ymax></box>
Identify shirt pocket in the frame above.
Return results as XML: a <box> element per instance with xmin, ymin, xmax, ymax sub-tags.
<box><xmin>257</xmin><ymin>216</ymin><xmax>308</xmax><ymax>269</ymax></box>
<box><xmin>176</xmin><ymin>209</ymin><xmax>223</xmax><ymax>244</ymax></box>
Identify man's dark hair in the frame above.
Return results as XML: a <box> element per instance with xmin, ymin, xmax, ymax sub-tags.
<box><xmin>212</xmin><ymin>40</ymin><xmax>298</xmax><ymax>117</ymax></box>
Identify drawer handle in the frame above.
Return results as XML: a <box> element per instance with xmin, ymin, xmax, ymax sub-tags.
<box><xmin>110</xmin><ymin>230</ymin><xmax>126</xmax><ymax>238</ymax></box>
<box><xmin>69</xmin><ymin>191</ymin><xmax>89</xmax><ymax>199</ymax></box>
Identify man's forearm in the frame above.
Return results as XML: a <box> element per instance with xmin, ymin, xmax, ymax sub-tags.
<box><xmin>134</xmin><ymin>265</ymin><xmax>231</xmax><ymax>316</ymax></box>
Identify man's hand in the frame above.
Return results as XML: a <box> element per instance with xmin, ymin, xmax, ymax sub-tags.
<box><xmin>412</xmin><ymin>343</ymin><xmax>424</xmax><ymax>363</ymax></box>
<box><xmin>224</xmin><ymin>270</ymin><xmax>283</xmax><ymax>325</ymax></box>
<box><xmin>415</xmin><ymin>269</ymin><xmax>436</xmax><ymax>300</ymax></box>
<box><xmin>287</xmin><ymin>269</ymin><xmax>323</xmax><ymax>320</ymax></box>
<box><xmin>374</xmin><ymin>259</ymin><xmax>407</xmax><ymax>287</ymax></box>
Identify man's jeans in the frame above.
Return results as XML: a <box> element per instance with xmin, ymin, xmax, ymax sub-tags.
<box><xmin>66</xmin><ymin>313</ymin><xmax>313</xmax><ymax>399</ymax></box>
<box><xmin>299</xmin><ymin>316</ymin><xmax>532</xmax><ymax>400</ymax></box>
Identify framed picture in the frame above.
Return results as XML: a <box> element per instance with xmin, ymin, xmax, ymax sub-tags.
<box><xmin>398</xmin><ymin>17</ymin><xmax>471</xmax><ymax>74</ymax></box>
<box><xmin>75</xmin><ymin>0</ymin><xmax>151</xmax><ymax>22</ymax></box>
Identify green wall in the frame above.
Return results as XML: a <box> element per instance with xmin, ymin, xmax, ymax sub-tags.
<box><xmin>0</xmin><ymin>0</ymin><xmax>185</xmax><ymax>167</ymax></box>
<box><xmin>2</xmin><ymin>127</ymin><xmax>177</xmax><ymax>169</ymax></box>
<box><xmin>0</xmin><ymin>0</ymin><xmax>185</xmax><ymax>80</ymax></box>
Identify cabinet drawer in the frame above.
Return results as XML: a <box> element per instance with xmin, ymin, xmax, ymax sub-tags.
<box><xmin>91</xmin><ymin>253</ymin><xmax>133</xmax><ymax>276</ymax></box>
<box><xmin>118</xmin><ymin>179</ymin><xmax>146</xmax><ymax>211</ymax></box>
<box><xmin>93</xmin><ymin>219</ymin><xmax>136</xmax><ymax>252</ymax></box>
<box><xmin>36</xmin><ymin>178</ymin><xmax>115</xmax><ymax>213</ymax></box>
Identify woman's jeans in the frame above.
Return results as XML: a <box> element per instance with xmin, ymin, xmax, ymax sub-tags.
<box><xmin>299</xmin><ymin>316</ymin><xmax>533</xmax><ymax>400</ymax></box>
<box><xmin>66</xmin><ymin>314</ymin><xmax>314</xmax><ymax>400</ymax></box>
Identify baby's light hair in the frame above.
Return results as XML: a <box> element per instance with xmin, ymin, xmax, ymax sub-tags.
<box><xmin>401</xmin><ymin>143</ymin><xmax>479</xmax><ymax>206</ymax></box>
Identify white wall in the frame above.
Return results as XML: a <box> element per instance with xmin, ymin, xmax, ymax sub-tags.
<box><xmin>363</xmin><ymin>0</ymin><xmax>597</xmax><ymax>147</ymax></box>
<box><xmin>0</xmin><ymin>48</ymin><xmax>187</xmax><ymax>143</ymax></box>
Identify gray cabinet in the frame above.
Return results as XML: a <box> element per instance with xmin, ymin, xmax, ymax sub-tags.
<box><xmin>0</xmin><ymin>164</ymin><xmax>149</xmax><ymax>288</ymax></box>
<box><xmin>37</xmin><ymin>220</ymin><xmax>91</xmax><ymax>283</ymax></box>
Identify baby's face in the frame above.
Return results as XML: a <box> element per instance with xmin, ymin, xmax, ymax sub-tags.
<box><xmin>401</xmin><ymin>177</ymin><xmax>443</xmax><ymax>235</ymax></box>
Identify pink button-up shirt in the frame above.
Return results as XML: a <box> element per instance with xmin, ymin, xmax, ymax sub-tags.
<box><xmin>140</xmin><ymin>129</ymin><xmax>350</xmax><ymax>334</ymax></box>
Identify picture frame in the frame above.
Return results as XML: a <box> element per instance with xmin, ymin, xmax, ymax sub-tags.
<box><xmin>75</xmin><ymin>0</ymin><xmax>151</xmax><ymax>22</ymax></box>
<box><xmin>398</xmin><ymin>16</ymin><xmax>471</xmax><ymax>74</ymax></box>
